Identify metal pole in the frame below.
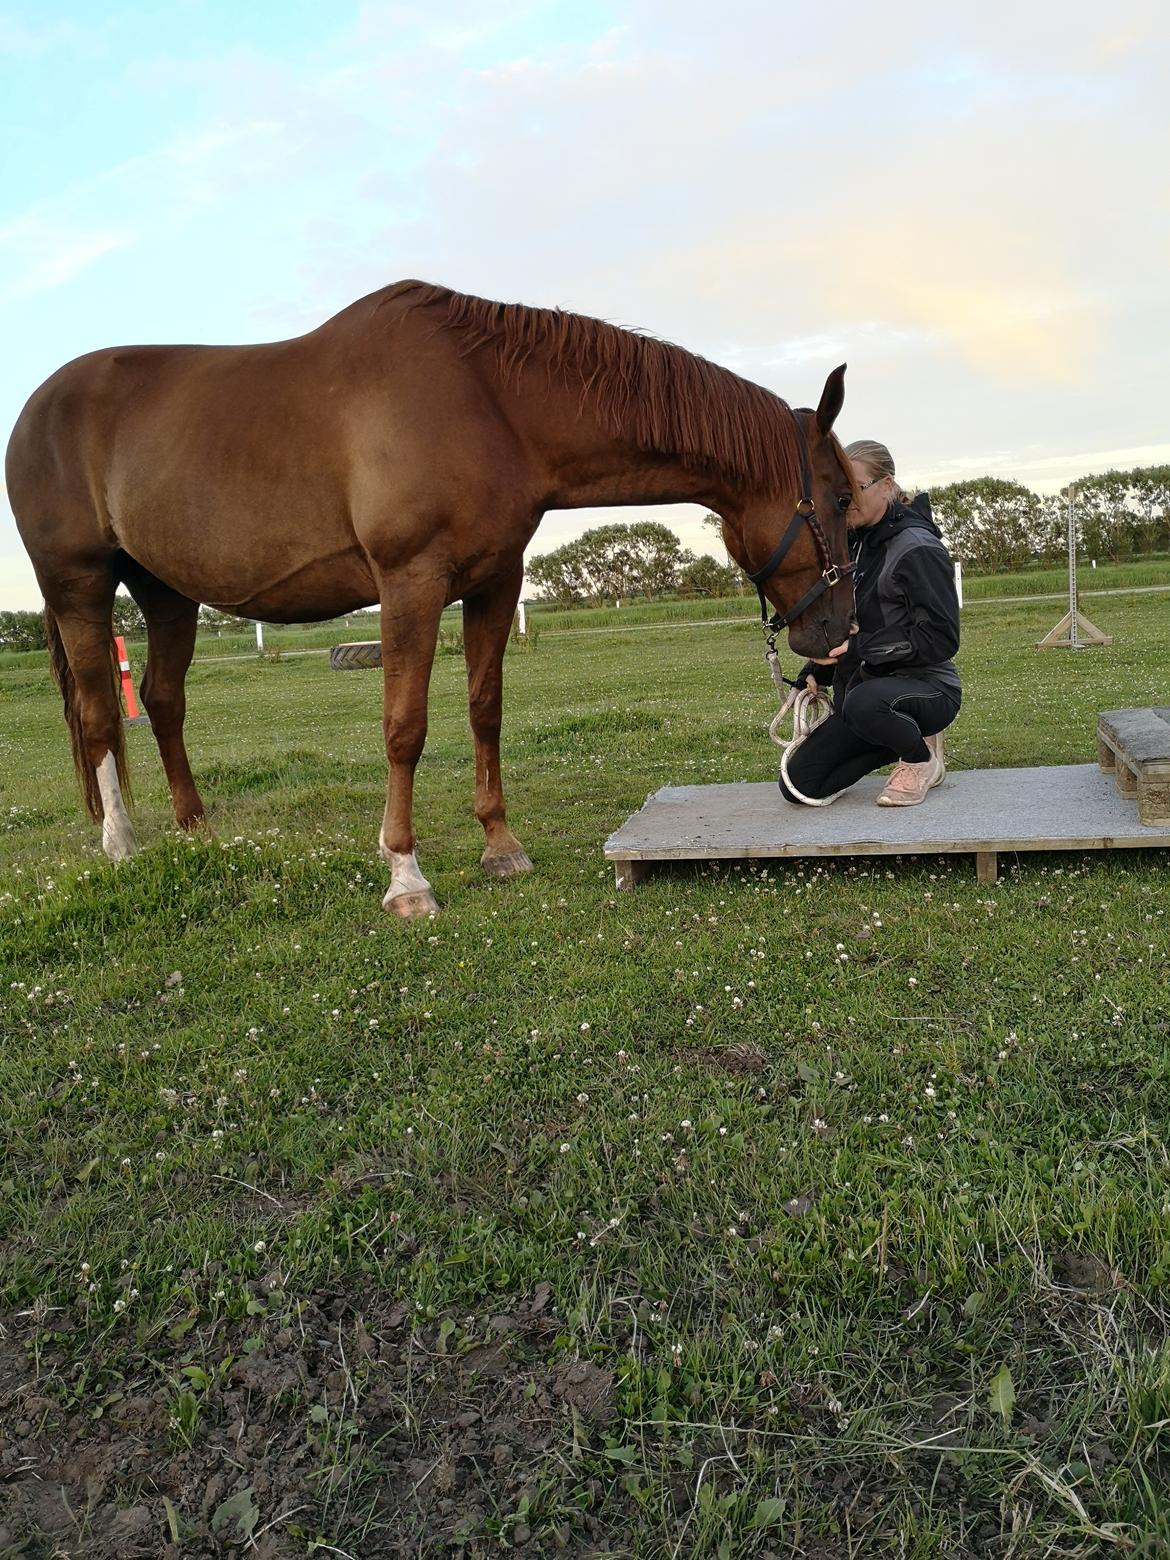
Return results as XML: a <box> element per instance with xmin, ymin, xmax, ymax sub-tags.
<box><xmin>1067</xmin><ymin>485</ymin><xmax>1080</xmax><ymax>650</ymax></box>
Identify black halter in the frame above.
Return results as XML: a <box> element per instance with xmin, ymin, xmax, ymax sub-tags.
<box><xmin>746</xmin><ymin>409</ymin><xmax>855</xmax><ymax>652</ymax></box>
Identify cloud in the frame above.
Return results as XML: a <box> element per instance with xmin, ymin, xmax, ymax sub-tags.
<box><xmin>0</xmin><ymin>213</ymin><xmax>136</xmax><ymax>303</ymax></box>
<box><xmin>0</xmin><ymin>15</ymin><xmax>105</xmax><ymax>55</ymax></box>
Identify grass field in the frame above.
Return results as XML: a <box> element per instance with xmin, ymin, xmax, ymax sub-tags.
<box><xmin>2</xmin><ymin>590</ymin><xmax>1169</xmax><ymax>1558</ymax></box>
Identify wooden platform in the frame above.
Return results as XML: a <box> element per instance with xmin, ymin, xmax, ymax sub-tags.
<box><xmin>604</xmin><ymin>764</ymin><xmax>1170</xmax><ymax>887</ymax></box>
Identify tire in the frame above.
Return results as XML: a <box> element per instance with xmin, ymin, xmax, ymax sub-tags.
<box><xmin>330</xmin><ymin>640</ymin><xmax>383</xmax><ymax>671</ymax></box>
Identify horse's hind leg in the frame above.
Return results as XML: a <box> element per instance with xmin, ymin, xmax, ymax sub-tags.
<box><xmin>121</xmin><ymin>561</ymin><xmax>206</xmax><ymax>829</ymax></box>
<box><xmin>45</xmin><ymin>567</ymin><xmax>138</xmax><ymax>862</ymax></box>
<box><xmin>462</xmin><ymin>563</ymin><xmax>532</xmax><ymax>877</ymax></box>
<box><xmin>375</xmin><ymin>561</ymin><xmax>447</xmax><ymax>918</ymax></box>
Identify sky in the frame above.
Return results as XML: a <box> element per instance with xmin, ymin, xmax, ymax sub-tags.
<box><xmin>1</xmin><ymin>0</ymin><xmax>1167</xmax><ymax>609</ymax></box>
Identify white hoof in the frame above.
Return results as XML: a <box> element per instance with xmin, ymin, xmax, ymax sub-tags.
<box><xmin>380</xmin><ymin>846</ymin><xmax>437</xmax><ymax>916</ymax></box>
<box><xmin>383</xmin><ymin>887</ymin><xmax>439</xmax><ymax>919</ymax></box>
<box><xmin>102</xmin><ymin>820</ymin><xmax>139</xmax><ymax>862</ymax></box>
<box><xmin>97</xmin><ymin>752</ymin><xmax>137</xmax><ymax>862</ymax></box>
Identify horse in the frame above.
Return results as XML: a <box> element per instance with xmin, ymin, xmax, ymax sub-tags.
<box><xmin>6</xmin><ymin>280</ymin><xmax>858</xmax><ymax>917</ymax></box>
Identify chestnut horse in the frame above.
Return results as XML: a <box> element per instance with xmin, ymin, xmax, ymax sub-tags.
<box><xmin>6</xmin><ymin>280</ymin><xmax>857</xmax><ymax>917</ymax></box>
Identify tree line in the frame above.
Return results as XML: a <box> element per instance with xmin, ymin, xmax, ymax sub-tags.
<box><xmin>929</xmin><ymin>467</ymin><xmax>1170</xmax><ymax>574</ymax></box>
<box><xmin>527</xmin><ymin>465</ymin><xmax>1170</xmax><ymax>604</ymax></box>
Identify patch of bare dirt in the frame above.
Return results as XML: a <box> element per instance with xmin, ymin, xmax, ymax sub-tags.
<box><xmin>694</xmin><ymin>1043</ymin><xmax>769</xmax><ymax>1075</ymax></box>
<box><xmin>0</xmin><ymin>1285</ymin><xmax>619</xmax><ymax>1558</ymax></box>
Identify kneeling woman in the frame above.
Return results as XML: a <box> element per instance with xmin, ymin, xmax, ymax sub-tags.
<box><xmin>781</xmin><ymin>440</ymin><xmax>961</xmax><ymax>808</ymax></box>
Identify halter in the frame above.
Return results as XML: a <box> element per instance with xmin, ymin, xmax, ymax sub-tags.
<box><xmin>746</xmin><ymin>408</ymin><xmax>855</xmax><ymax>663</ymax></box>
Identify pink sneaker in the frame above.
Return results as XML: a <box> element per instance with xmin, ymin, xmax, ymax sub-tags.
<box><xmin>877</xmin><ymin>756</ymin><xmax>941</xmax><ymax>806</ymax></box>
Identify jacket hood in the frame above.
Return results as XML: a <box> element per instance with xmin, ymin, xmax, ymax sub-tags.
<box><xmin>883</xmin><ymin>491</ymin><xmax>941</xmax><ymax>540</ymax></box>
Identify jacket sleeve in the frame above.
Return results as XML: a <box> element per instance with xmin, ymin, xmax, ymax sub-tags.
<box><xmin>796</xmin><ymin>658</ymin><xmax>836</xmax><ymax>687</ymax></box>
<box><xmin>859</xmin><ymin>541</ymin><xmax>960</xmax><ymax>671</ymax></box>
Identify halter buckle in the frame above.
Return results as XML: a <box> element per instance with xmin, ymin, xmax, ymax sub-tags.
<box><xmin>823</xmin><ymin>564</ymin><xmax>841</xmax><ymax>587</ymax></box>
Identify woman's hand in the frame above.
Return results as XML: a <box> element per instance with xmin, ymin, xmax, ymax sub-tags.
<box><xmin>811</xmin><ymin>637</ymin><xmax>851</xmax><ymax>666</ymax></box>
<box><xmin>805</xmin><ymin>629</ymin><xmax>856</xmax><ymax>692</ymax></box>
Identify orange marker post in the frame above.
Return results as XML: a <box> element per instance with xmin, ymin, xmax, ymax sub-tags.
<box><xmin>115</xmin><ymin>635</ymin><xmax>148</xmax><ymax>723</ymax></box>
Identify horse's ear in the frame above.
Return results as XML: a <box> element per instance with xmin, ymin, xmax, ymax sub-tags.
<box><xmin>816</xmin><ymin>364</ymin><xmax>847</xmax><ymax>436</ymax></box>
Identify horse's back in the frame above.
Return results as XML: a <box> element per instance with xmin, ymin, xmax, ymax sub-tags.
<box><xmin>8</xmin><ymin>282</ymin><xmax>465</xmax><ymax>515</ymax></box>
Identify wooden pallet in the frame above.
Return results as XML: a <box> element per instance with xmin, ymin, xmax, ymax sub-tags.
<box><xmin>1097</xmin><ymin>707</ymin><xmax>1170</xmax><ymax>825</ymax></box>
<box><xmin>604</xmin><ymin>764</ymin><xmax>1170</xmax><ymax>888</ymax></box>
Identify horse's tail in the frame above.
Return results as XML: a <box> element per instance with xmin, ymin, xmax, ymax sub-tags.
<box><xmin>44</xmin><ymin>605</ymin><xmax>130</xmax><ymax>821</ymax></box>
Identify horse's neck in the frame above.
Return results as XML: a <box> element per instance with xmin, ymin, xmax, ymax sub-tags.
<box><xmin>513</xmin><ymin>375</ymin><xmax>731</xmax><ymax>513</ymax></box>
<box><xmin>544</xmin><ymin>448</ymin><xmax>726</xmax><ymax>510</ymax></box>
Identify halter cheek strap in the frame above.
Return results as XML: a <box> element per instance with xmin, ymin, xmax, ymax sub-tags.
<box><xmin>746</xmin><ymin>409</ymin><xmax>854</xmax><ymax>648</ymax></box>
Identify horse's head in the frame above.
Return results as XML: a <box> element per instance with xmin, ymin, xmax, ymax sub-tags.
<box><xmin>722</xmin><ymin>366</ymin><xmax>858</xmax><ymax>660</ymax></box>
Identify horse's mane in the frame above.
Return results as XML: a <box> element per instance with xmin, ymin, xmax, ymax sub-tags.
<box><xmin>394</xmin><ymin>282</ymin><xmax>803</xmax><ymax>500</ymax></box>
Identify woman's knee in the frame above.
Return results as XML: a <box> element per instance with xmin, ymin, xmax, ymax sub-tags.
<box><xmin>839</xmin><ymin>682</ymin><xmax>891</xmax><ymax>740</ymax></box>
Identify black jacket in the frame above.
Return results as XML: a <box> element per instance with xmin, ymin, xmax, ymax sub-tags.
<box><xmin>799</xmin><ymin>493</ymin><xmax>961</xmax><ymax>692</ymax></box>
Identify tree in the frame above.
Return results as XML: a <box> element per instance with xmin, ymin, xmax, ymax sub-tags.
<box><xmin>526</xmin><ymin>521</ymin><xmax>689</xmax><ymax>604</ymax></box>
<box><xmin>677</xmin><ymin>554</ymin><xmax>744</xmax><ymax>598</ymax></box>
<box><xmin>111</xmin><ymin>593</ymin><xmax>146</xmax><ymax>639</ymax></box>
<box><xmin>1117</xmin><ymin>465</ymin><xmax>1170</xmax><ymax>557</ymax></box>
<box><xmin>525</xmin><ymin>550</ymin><xmax>587</xmax><ymax>606</ymax></box>
<box><xmin>0</xmin><ymin>610</ymin><xmax>48</xmax><ymax>652</ymax></box>
<box><xmin>929</xmin><ymin>478</ymin><xmax>1041</xmax><ymax>573</ymax></box>
<box><xmin>1067</xmin><ymin>470</ymin><xmax>1132</xmax><ymax>564</ymax></box>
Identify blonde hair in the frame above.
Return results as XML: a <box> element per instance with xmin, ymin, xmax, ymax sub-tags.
<box><xmin>845</xmin><ymin>439</ymin><xmax>911</xmax><ymax>504</ymax></box>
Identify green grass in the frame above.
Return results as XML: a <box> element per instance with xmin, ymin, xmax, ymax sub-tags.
<box><xmin>2</xmin><ymin>593</ymin><xmax>1169</xmax><ymax>1557</ymax></box>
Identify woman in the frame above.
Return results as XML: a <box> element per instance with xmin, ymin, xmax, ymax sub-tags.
<box><xmin>780</xmin><ymin>439</ymin><xmax>961</xmax><ymax>807</ymax></box>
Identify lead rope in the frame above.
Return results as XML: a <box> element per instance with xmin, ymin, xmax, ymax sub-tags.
<box><xmin>765</xmin><ymin>650</ymin><xmax>845</xmax><ymax>808</ymax></box>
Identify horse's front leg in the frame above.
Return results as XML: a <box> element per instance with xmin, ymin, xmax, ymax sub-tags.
<box><xmin>377</xmin><ymin>569</ymin><xmax>446</xmax><ymax>918</ymax></box>
<box><xmin>463</xmin><ymin>563</ymin><xmax>532</xmax><ymax>878</ymax></box>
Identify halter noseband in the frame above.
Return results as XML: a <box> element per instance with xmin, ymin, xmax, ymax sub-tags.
<box><xmin>746</xmin><ymin>408</ymin><xmax>855</xmax><ymax>654</ymax></box>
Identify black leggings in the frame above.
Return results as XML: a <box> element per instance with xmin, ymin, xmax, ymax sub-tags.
<box><xmin>780</xmin><ymin>675</ymin><xmax>961</xmax><ymax>803</ymax></box>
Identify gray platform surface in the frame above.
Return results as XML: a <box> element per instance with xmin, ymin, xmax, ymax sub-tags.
<box><xmin>604</xmin><ymin>764</ymin><xmax>1170</xmax><ymax>867</ymax></box>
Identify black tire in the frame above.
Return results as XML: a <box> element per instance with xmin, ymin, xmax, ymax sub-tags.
<box><xmin>330</xmin><ymin>640</ymin><xmax>383</xmax><ymax>671</ymax></box>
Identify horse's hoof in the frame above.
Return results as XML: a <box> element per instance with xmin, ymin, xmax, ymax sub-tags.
<box><xmin>383</xmin><ymin>888</ymin><xmax>439</xmax><ymax>919</ymax></box>
<box><xmin>482</xmin><ymin>848</ymin><xmax>533</xmax><ymax>878</ymax></box>
<box><xmin>102</xmin><ymin>826</ymin><xmax>139</xmax><ymax>863</ymax></box>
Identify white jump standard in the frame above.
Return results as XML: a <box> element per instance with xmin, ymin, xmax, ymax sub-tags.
<box><xmin>605</xmin><ymin>760</ymin><xmax>1170</xmax><ymax>888</ymax></box>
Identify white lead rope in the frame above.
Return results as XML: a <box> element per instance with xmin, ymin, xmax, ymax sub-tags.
<box><xmin>765</xmin><ymin>651</ymin><xmax>844</xmax><ymax>807</ymax></box>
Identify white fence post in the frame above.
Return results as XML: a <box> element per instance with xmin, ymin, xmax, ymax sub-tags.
<box><xmin>953</xmin><ymin>561</ymin><xmax>963</xmax><ymax>608</ymax></box>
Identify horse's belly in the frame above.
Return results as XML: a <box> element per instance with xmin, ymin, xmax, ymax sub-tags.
<box><xmin>227</xmin><ymin>550</ymin><xmax>379</xmax><ymax>622</ymax></box>
<box><xmin>119</xmin><ymin>514</ymin><xmax>377</xmax><ymax>621</ymax></box>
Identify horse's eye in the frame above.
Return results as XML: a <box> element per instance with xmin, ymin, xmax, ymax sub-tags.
<box><xmin>836</xmin><ymin>493</ymin><xmax>853</xmax><ymax>513</ymax></box>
